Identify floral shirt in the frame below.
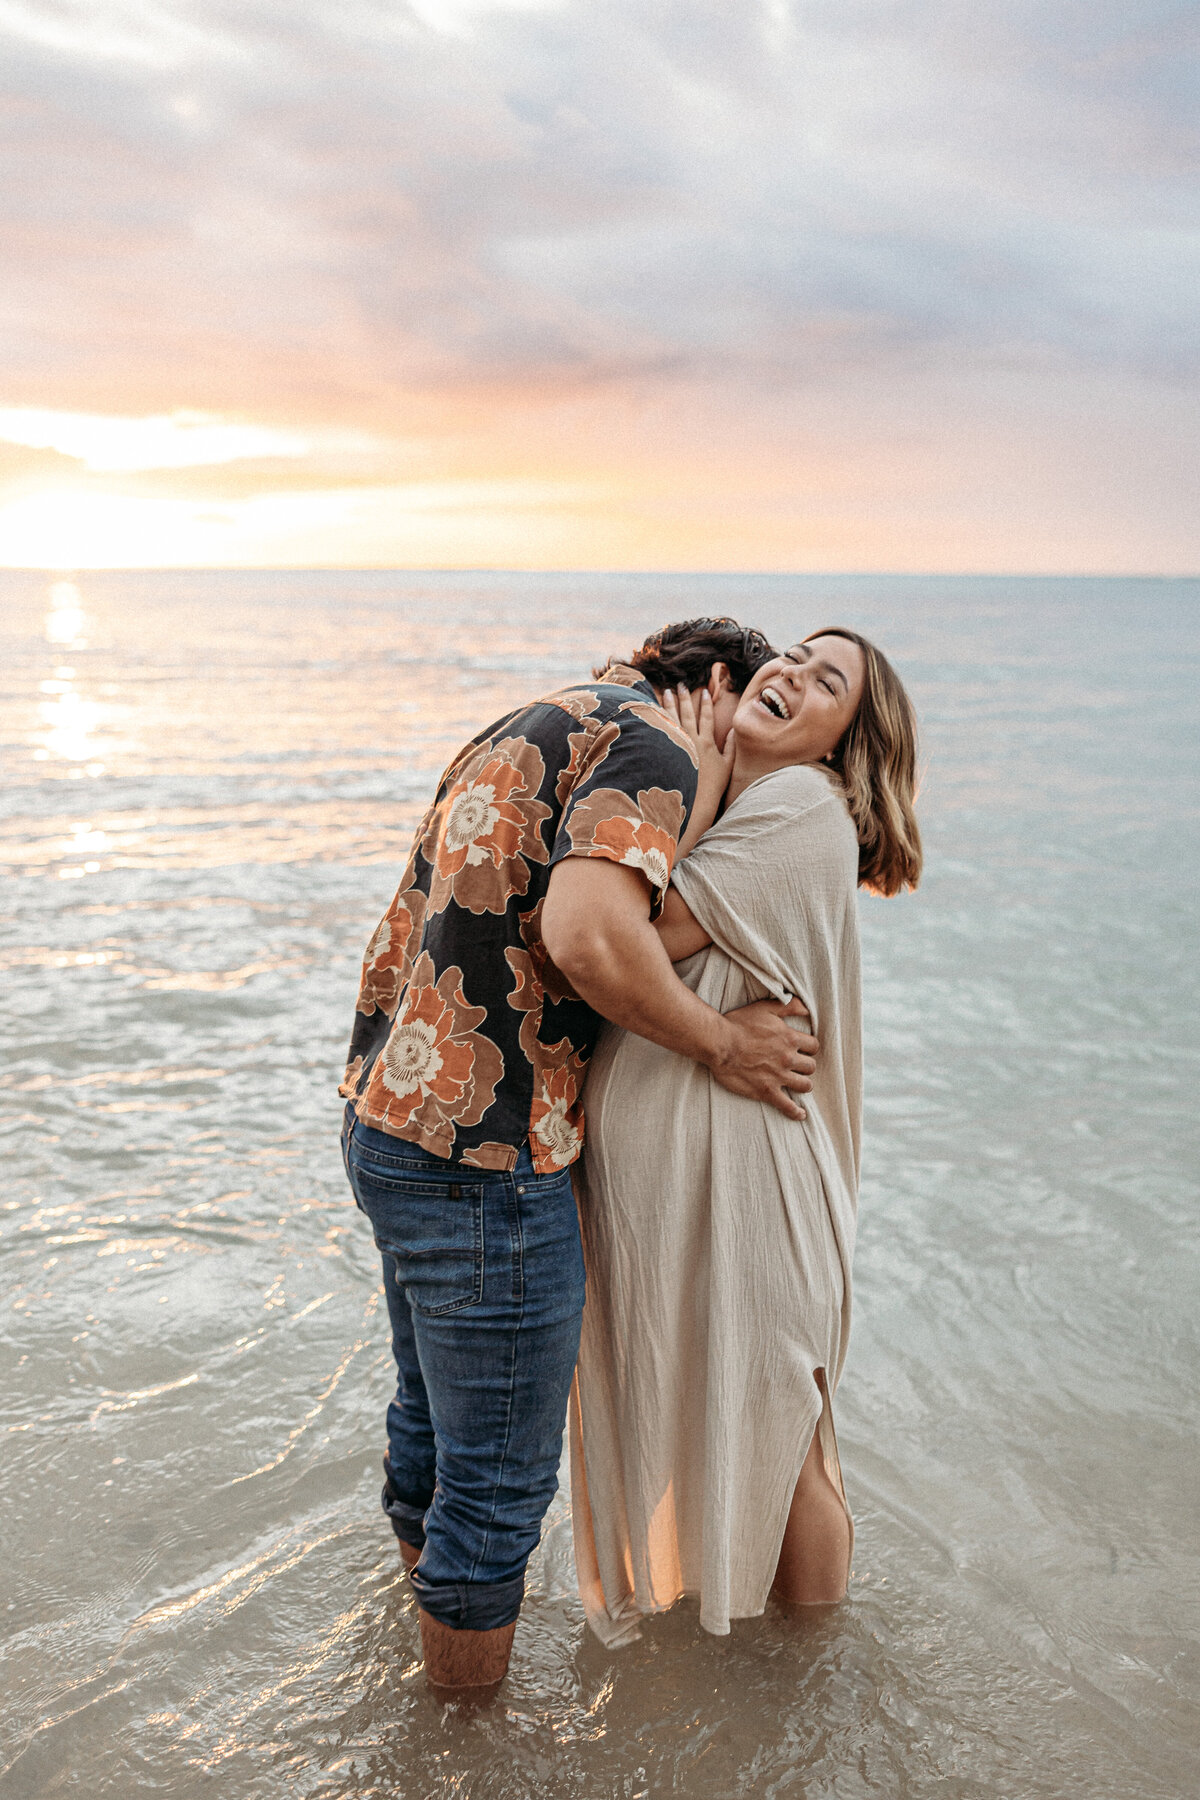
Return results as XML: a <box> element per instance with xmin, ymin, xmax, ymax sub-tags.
<box><xmin>340</xmin><ymin>666</ymin><xmax>699</xmax><ymax>1173</ymax></box>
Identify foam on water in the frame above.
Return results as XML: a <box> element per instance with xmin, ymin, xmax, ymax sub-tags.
<box><xmin>2</xmin><ymin>571</ymin><xmax>1198</xmax><ymax>1798</ymax></box>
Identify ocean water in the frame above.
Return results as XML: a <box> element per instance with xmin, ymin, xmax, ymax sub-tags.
<box><xmin>1</xmin><ymin>569</ymin><xmax>1197</xmax><ymax>1800</ymax></box>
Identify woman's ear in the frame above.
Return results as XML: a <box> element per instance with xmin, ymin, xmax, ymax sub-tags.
<box><xmin>707</xmin><ymin>660</ymin><xmax>733</xmax><ymax>698</ymax></box>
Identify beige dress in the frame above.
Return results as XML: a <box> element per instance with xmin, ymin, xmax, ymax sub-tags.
<box><xmin>569</xmin><ymin>764</ymin><xmax>862</xmax><ymax>1643</ymax></box>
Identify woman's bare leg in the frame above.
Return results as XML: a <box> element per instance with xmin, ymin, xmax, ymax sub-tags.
<box><xmin>771</xmin><ymin>1414</ymin><xmax>851</xmax><ymax>1607</ymax></box>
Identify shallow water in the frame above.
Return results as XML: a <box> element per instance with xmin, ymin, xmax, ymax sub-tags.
<box><xmin>2</xmin><ymin>570</ymin><xmax>1198</xmax><ymax>1799</ymax></box>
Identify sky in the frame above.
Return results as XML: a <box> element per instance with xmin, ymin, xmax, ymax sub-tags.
<box><xmin>0</xmin><ymin>0</ymin><xmax>1197</xmax><ymax>571</ymax></box>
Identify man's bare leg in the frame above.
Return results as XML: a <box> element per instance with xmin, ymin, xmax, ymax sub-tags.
<box><xmin>418</xmin><ymin>1608</ymin><xmax>517</xmax><ymax>1704</ymax></box>
<box><xmin>398</xmin><ymin>1542</ymin><xmax>514</xmax><ymax>1701</ymax></box>
<box><xmin>771</xmin><ymin>1419</ymin><xmax>851</xmax><ymax>1607</ymax></box>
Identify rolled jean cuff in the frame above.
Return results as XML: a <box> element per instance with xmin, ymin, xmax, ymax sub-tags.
<box><xmin>409</xmin><ymin>1568</ymin><xmax>526</xmax><ymax>1631</ymax></box>
<box><xmin>381</xmin><ymin>1476</ymin><xmax>428</xmax><ymax>1551</ymax></box>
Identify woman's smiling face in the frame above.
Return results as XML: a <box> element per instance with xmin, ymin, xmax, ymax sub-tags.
<box><xmin>732</xmin><ymin>634</ymin><xmax>866</xmax><ymax>774</ymax></box>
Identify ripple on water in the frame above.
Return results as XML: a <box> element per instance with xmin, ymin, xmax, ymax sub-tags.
<box><xmin>2</xmin><ymin>573</ymin><xmax>1198</xmax><ymax>1798</ymax></box>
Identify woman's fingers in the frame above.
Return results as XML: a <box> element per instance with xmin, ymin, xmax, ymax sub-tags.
<box><xmin>665</xmin><ymin>689</ymin><xmax>733</xmax><ymax>809</ymax></box>
<box><xmin>675</xmin><ymin>683</ymin><xmax>700</xmax><ymax>739</ymax></box>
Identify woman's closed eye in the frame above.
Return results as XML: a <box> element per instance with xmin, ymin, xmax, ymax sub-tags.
<box><xmin>784</xmin><ymin>654</ymin><xmax>835</xmax><ymax>696</ymax></box>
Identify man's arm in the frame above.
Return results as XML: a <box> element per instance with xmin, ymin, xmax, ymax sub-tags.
<box><xmin>540</xmin><ymin>857</ymin><xmax>817</xmax><ymax>1119</ymax></box>
<box><xmin>654</xmin><ymin>883</ymin><xmax>712</xmax><ymax>963</ymax></box>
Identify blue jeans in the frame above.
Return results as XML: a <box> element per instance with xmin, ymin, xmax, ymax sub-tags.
<box><xmin>342</xmin><ymin>1104</ymin><xmax>585</xmax><ymax>1631</ymax></box>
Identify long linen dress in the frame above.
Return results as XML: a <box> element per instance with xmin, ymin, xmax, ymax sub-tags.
<box><xmin>569</xmin><ymin>763</ymin><xmax>862</xmax><ymax>1643</ymax></box>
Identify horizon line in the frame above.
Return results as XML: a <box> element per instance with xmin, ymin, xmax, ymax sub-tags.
<box><xmin>4</xmin><ymin>566</ymin><xmax>1199</xmax><ymax>581</ymax></box>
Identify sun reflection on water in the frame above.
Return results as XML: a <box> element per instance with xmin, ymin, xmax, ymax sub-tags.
<box><xmin>38</xmin><ymin>688</ymin><xmax>105</xmax><ymax>762</ymax></box>
<box><xmin>35</xmin><ymin>579</ymin><xmax>110</xmax><ymax>777</ymax></box>
<box><xmin>45</xmin><ymin>580</ymin><xmax>87</xmax><ymax>647</ymax></box>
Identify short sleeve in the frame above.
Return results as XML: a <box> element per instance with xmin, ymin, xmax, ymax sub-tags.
<box><xmin>551</xmin><ymin>701</ymin><xmax>699</xmax><ymax>916</ymax></box>
<box><xmin>670</xmin><ymin>766</ymin><xmax>857</xmax><ymax>1007</ymax></box>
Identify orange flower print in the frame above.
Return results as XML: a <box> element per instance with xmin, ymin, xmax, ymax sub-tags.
<box><xmin>461</xmin><ymin>1141</ymin><xmax>520</xmax><ymax>1172</ymax></box>
<box><xmin>337</xmin><ymin>1053</ymin><xmax>365</xmax><ymax>1100</ymax></box>
<box><xmin>504</xmin><ymin>944</ymin><xmax>587</xmax><ymax>1170</ymax></box>
<box><xmin>555</xmin><ymin>719</ymin><xmax>620</xmax><ymax>805</ymax></box>
<box><xmin>618</xmin><ymin>700</ymin><xmax>700</xmax><ymax>768</ymax></box>
<box><xmin>545</xmin><ymin>688</ymin><xmax>602</xmax><ymax>723</ymax></box>
<box><xmin>423</xmin><ymin>735</ymin><xmax>552</xmax><ymax>916</ymax></box>
<box><xmin>589</xmin><ymin>663</ymin><xmax>645</xmax><ymax>692</ymax></box>
<box><xmin>593</xmin><ymin>815</ymin><xmax>675</xmax><ymax>893</ymax></box>
<box><xmin>362</xmin><ymin>953</ymin><xmax>504</xmax><ymax>1154</ymax></box>
<box><xmin>509</xmin><ymin>902</ymin><xmax>579</xmax><ymax>1008</ymax></box>
<box><xmin>505</xmin><ymin>943</ymin><xmax>539</xmax><ymax>1039</ymax></box>
<box><xmin>356</xmin><ymin>873</ymin><xmax>427</xmax><ymax>1018</ymax></box>
<box><xmin>563</xmin><ymin>785</ymin><xmax>687</xmax><ymax>896</ymax></box>
<box><xmin>530</xmin><ymin>1060</ymin><xmax>585</xmax><ymax>1170</ymax></box>
<box><xmin>505</xmin><ymin>945</ymin><xmax>552</xmax><ymax>1070</ymax></box>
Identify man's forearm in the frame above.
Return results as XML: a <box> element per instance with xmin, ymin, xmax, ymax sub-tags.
<box><xmin>541</xmin><ymin>857</ymin><xmax>815</xmax><ymax>1115</ymax></box>
<box><xmin>542</xmin><ymin>858</ymin><xmax>732</xmax><ymax>1067</ymax></box>
<box><xmin>560</xmin><ymin>905</ymin><xmax>730</xmax><ymax>1068</ymax></box>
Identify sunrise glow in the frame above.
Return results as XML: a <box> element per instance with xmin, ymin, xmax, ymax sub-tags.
<box><xmin>0</xmin><ymin>2</ymin><xmax>1195</xmax><ymax>572</ymax></box>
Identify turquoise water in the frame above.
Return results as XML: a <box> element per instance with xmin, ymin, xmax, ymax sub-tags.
<box><xmin>2</xmin><ymin>571</ymin><xmax>1198</xmax><ymax>1798</ymax></box>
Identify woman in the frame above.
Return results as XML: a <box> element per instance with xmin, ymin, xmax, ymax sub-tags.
<box><xmin>569</xmin><ymin>628</ymin><xmax>922</xmax><ymax>1645</ymax></box>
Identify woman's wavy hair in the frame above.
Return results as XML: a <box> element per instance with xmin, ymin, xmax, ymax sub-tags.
<box><xmin>804</xmin><ymin>627</ymin><xmax>923</xmax><ymax>897</ymax></box>
<box><xmin>595</xmin><ymin>616</ymin><xmax>774</xmax><ymax>694</ymax></box>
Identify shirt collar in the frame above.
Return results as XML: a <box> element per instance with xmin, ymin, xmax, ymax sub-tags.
<box><xmin>595</xmin><ymin>662</ymin><xmax>657</xmax><ymax>698</ymax></box>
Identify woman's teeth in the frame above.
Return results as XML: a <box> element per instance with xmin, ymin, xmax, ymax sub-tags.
<box><xmin>760</xmin><ymin>685</ymin><xmax>790</xmax><ymax>720</ymax></box>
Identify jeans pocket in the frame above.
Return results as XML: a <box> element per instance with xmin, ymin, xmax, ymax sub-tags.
<box><xmin>351</xmin><ymin>1158</ymin><xmax>485</xmax><ymax>1316</ymax></box>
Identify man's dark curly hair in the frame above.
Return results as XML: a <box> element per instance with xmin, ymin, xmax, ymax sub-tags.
<box><xmin>595</xmin><ymin>616</ymin><xmax>775</xmax><ymax>694</ymax></box>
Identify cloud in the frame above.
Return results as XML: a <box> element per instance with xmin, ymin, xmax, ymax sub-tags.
<box><xmin>0</xmin><ymin>0</ymin><xmax>1196</xmax><ymax>567</ymax></box>
<box><xmin>3</xmin><ymin>0</ymin><xmax>1194</xmax><ymax>393</ymax></box>
<box><xmin>0</xmin><ymin>407</ymin><xmax>331</xmax><ymax>471</ymax></box>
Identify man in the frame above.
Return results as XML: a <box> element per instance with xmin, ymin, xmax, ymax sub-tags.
<box><xmin>339</xmin><ymin>617</ymin><xmax>818</xmax><ymax>1700</ymax></box>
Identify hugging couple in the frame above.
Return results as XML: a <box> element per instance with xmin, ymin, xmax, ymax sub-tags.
<box><xmin>339</xmin><ymin>615</ymin><xmax>922</xmax><ymax>1701</ymax></box>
